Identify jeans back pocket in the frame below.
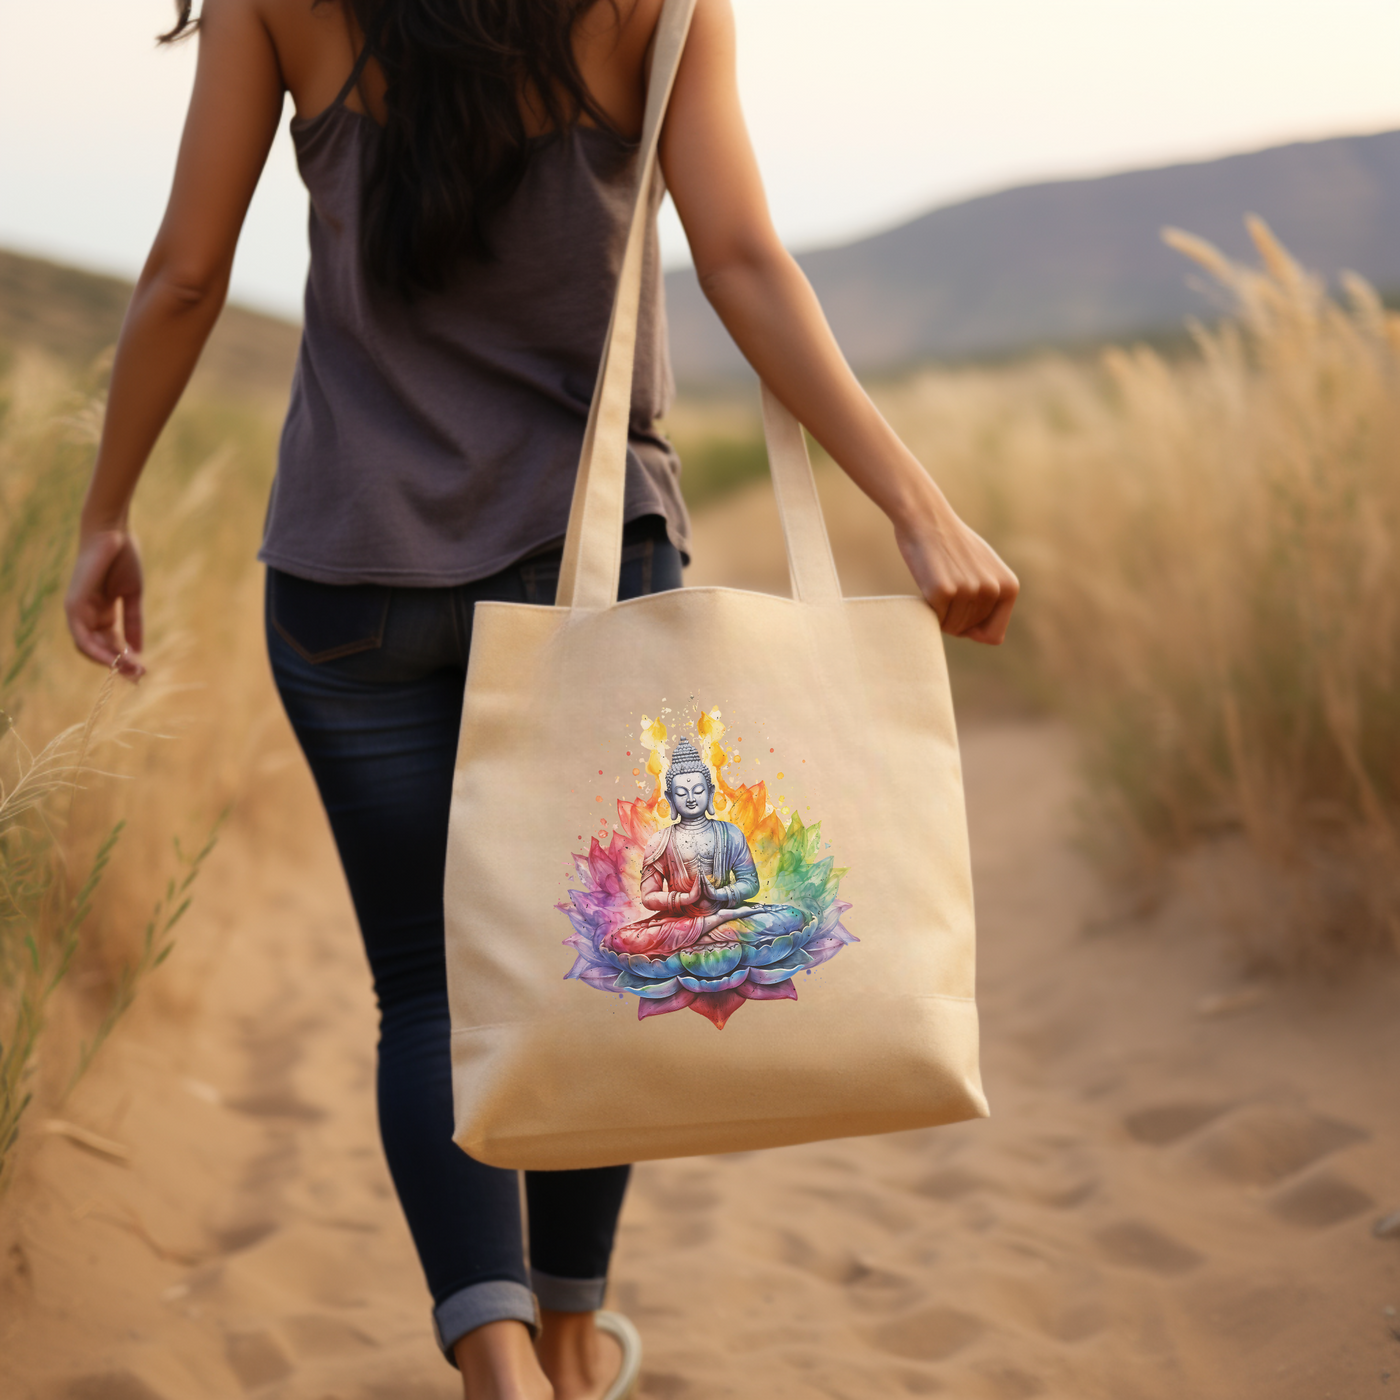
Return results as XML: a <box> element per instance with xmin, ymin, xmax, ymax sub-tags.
<box><xmin>268</xmin><ymin>569</ymin><xmax>392</xmax><ymax>664</ymax></box>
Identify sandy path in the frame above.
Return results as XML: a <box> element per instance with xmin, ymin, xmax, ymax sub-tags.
<box><xmin>1</xmin><ymin>720</ymin><xmax>1396</xmax><ymax>1399</ymax></box>
<box><xmin>616</xmin><ymin>723</ymin><xmax>1399</xmax><ymax>1399</ymax></box>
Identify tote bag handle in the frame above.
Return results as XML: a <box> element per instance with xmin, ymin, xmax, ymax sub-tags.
<box><xmin>556</xmin><ymin>0</ymin><xmax>844</xmax><ymax>612</ymax></box>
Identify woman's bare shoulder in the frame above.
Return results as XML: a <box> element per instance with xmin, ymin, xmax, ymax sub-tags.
<box><xmin>223</xmin><ymin>0</ymin><xmax>358</xmax><ymax>120</ymax></box>
<box><xmin>198</xmin><ymin>0</ymin><xmax>309</xmax><ymax>35</ymax></box>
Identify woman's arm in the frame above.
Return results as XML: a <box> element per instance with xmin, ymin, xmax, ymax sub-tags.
<box><xmin>66</xmin><ymin>0</ymin><xmax>285</xmax><ymax>674</ymax></box>
<box><xmin>658</xmin><ymin>0</ymin><xmax>1018</xmax><ymax>644</ymax></box>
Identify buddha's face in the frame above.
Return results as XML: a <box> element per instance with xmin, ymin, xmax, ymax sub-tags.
<box><xmin>670</xmin><ymin>771</ymin><xmax>711</xmax><ymax>819</ymax></box>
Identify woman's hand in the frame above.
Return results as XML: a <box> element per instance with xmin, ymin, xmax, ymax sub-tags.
<box><xmin>65</xmin><ymin>527</ymin><xmax>146</xmax><ymax>678</ymax></box>
<box><xmin>895</xmin><ymin>492</ymin><xmax>1020</xmax><ymax>646</ymax></box>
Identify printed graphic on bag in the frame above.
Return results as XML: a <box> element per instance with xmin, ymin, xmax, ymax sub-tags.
<box><xmin>559</xmin><ymin>707</ymin><xmax>856</xmax><ymax>1029</ymax></box>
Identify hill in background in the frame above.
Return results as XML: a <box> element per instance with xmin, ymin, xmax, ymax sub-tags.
<box><xmin>8</xmin><ymin>126</ymin><xmax>1399</xmax><ymax>397</ymax></box>
<box><xmin>0</xmin><ymin>248</ymin><xmax>300</xmax><ymax>401</ymax></box>
<box><xmin>664</xmin><ymin>128</ymin><xmax>1400</xmax><ymax>383</ymax></box>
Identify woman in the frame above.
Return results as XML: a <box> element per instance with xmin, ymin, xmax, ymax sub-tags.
<box><xmin>64</xmin><ymin>1</ymin><xmax>1018</xmax><ymax>1395</ymax></box>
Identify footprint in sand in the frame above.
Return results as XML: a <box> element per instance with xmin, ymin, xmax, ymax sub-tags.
<box><xmin>1094</xmin><ymin>1220</ymin><xmax>1204</xmax><ymax>1275</ymax></box>
<box><xmin>765</xmin><ymin>1229</ymin><xmax>924</xmax><ymax>1313</ymax></box>
<box><xmin>282</xmin><ymin>1311</ymin><xmax>380</xmax><ymax>1358</ymax></box>
<box><xmin>208</xmin><ymin>1215</ymin><xmax>280</xmax><ymax>1254</ymax></box>
<box><xmin>976</xmin><ymin>1363</ymin><xmax>1047</xmax><ymax>1399</ymax></box>
<box><xmin>1035</xmin><ymin>1179</ymin><xmax>1098</xmax><ymax>1209</ymax></box>
<box><xmin>868</xmin><ymin>1305</ymin><xmax>986</xmax><ymax>1362</ymax></box>
<box><xmin>911</xmin><ymin>1166</ymin><xmax>998</xmax><ymax>1201</ymax></box>
<box><xmin>1012</xmin><ymin>1014</ymin><xmax>1084</xmax><ymax>1062</ymax></box>
<box><xmin>1038</xmin><ymin>1297</ymin><xmax>1108</xmax><ymax>1344</ymax></box>
<box><xmin>225</xmin><ymin>1328</ymin><xmax>296</xmax><ymax>1390</ymax></box>
<box><xmin>770</xmin><ymin>1226</ymin><xmax>860</xmax><ymax>1284</ymax></box>
<box><xmin>797</xmin><ymin>1181</ymin><xmax>918</xmax><ymax>1232</ymax></box>
<box><xmin>634</xmin><ymin>1169</ymin><xmax>720</xmax><ymax>1215</ymax></box>
<box><xmin>1123</xmin><ymin>1101</ymin><xmax>1232</xmax><ymax>1146</ymax></box>
<box><xmin>632</xmin><ymin>1168</ymin><xmax>718</xmax><ymax>1249</ymax></box>
<box><xmin>63</xmin><ymin>1375</ymin><xmax>167</xmax><ymax>1400</ymax></box>
<box><xmin>228</xmin><ymin>1012</ymin><xmax>328</xmax><ymax>1123</ymax></box>
<box><xmin>844</xmin><ymin>1262</ymin><xmax>925</xmax><ymax>1315</ymax></box>
<box><xmin>219</xmin><ymin>1224</ymin><xmax>374</xmax><ymax>1310</ymax></box>
<box><xmin>987</xmin><ymin>1275</ymin><xmax>1108</xmax><ymax>1344</ymax></box>
<box><xmin>224</xmin><ymin>1089</ymin><xmax>326</xmax><ymax>1122</ymax></box>
<box><xmin>1267</xmin><ymin>1171</ymin><xmax>1376</xmax><ymax>1229</ymax></box>
<box><xmin>898</xmin><ymin>1373</ymin><xmax>944</xmax><ymax>1396</ymax></box>
<box><xmin>1182</xmin><ymin>1103</ymin><xmax>1367</xmax><ymax>1187</ymax></box>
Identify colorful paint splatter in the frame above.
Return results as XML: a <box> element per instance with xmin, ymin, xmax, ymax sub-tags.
<box><xmin>559</xmin><ymin>706</ymin><xmax>856</xmax><ymax>1029</ymax></box>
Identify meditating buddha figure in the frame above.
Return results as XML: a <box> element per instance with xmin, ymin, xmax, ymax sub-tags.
<box><xmin>606</xmin><ymin>739</ymin><xmax>809</xmax><ymax>958</ymax></box>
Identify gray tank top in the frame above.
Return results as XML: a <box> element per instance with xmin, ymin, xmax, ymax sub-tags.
<box><xmin>258</xmin><ymin>72</ymin><xmax>690</xmax><ymax>587</ymax></box>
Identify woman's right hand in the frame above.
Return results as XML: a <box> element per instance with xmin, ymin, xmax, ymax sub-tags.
<box><xmin>65</xmin><ymin>526</ymin><xmax>146</xmax><ymax>678</ymax></box>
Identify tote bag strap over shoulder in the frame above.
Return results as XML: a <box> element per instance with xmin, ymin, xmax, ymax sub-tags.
<box><xmin>556</xmin><ymin>0</ymin><xmax>843</xmax><ymax>612</ymax></box>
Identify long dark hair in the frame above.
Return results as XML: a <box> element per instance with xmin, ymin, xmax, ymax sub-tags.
<box><xmin>160</xmin><ymin>1</ymin><xmax>613</xmax><ymax>296</ymax></box>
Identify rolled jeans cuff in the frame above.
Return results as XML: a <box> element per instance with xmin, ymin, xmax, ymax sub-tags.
<box><xmin>531</xmin><ymin>1268</ymin><xmax>609</xmax><ymax>1313</ymax></box>
<box><xmin>433</xmin><ymin>1280</ymin><xmax>539</xmax><ymax>1362</ymax></box>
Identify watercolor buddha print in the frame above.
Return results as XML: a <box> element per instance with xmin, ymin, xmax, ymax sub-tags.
<box><xmin>606</xmin><ymin>739</ymin><xmax>810</xmax><ymax>959</ymax></box>
<box><xmin>560</xmin><ymin>720</ymin><xmax>857</xmax><ymax>1030</ymax></box>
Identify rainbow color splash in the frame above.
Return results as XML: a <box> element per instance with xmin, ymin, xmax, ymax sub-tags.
<box><xmin>558</xmin><ymin>707</ymin><xmax>856</xmax><ymax>1029</ymax></box>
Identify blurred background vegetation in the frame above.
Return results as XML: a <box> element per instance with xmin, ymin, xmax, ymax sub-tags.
<box><xmin>671</xmin><ymin>222</ymin><xmax>1400</xmax><ymax>967</ymax></box>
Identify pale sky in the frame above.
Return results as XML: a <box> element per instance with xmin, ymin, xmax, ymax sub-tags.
<box><xmin>2</xmin><ymin>0</ymin><xmax>1398</xmax><ymax>319</ymax></box>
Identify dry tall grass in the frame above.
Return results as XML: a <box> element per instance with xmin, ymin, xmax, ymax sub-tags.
<box><xmin>0</xmin><ymin>350</ymin><xmax>301</xmax><ymax>1195</ymax></box>
<box><xmin>870</xmin><ymin>222</ymin><xmax>1400</xmax><ymax>964</ymax></box>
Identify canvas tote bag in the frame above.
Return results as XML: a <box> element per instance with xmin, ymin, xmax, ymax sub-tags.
<box><xmin>445</xmin><ymin>0</ymin><xmax>987</xmax><ymax>1171</ymax></box>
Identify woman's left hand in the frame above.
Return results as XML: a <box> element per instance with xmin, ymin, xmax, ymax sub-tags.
<box><xmin>894</xmin><ymin>493</ymin><xmax>1020</xmax><ymax>646</ymax></box>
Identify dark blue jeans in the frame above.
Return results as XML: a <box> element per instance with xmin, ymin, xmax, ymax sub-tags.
<box><xmin>265</xmin><ymin>521</ymin><xmax>682</xmax><ymax>1360</ymax></box>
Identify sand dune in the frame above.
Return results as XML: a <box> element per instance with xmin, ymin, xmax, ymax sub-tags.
<box><xmin>1</xmin><ymin>717</ymin><xmax>1395</xmax><ymax>1399</ymax></box>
